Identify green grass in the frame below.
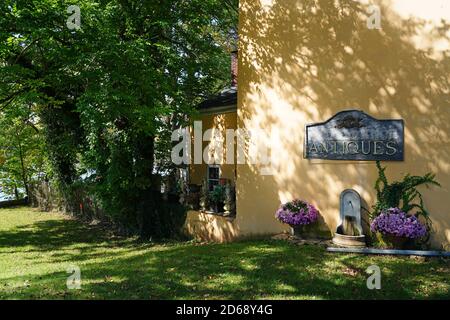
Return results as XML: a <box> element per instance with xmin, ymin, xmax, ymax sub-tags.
<box><xmin>0</xmin><ymin>207</ymin><xmax>449</xmax><ymax>300</ymax></box>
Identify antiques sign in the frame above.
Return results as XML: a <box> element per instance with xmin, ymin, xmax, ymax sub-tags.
<box><xmin>304</xmin><ymin>110</ymin><xmax>404</xmax><ymax>161</ymax></box>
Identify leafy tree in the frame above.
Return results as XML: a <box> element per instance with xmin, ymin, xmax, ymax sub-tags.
<box><xmin>0</xmin><ymin>103</ymin><xmax>48</xmax><ymax>199</ymax></box>
<box><xmin>0</xmin><ymin>0</ymin><xmax>238</xmax><ymax>236</ymax></box>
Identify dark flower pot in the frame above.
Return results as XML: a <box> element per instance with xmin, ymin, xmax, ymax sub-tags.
<box><xmin>291</xmin><ymin>225</ymin><xmax>303</xmax><ymax>237</ymax></box>
<box><xmin>290</xmin><ymin>224</ymin><xmax>311</xmax><ymax>238</ymax></box>
<box><xmin>376</xmin><ymin>233</ymin><xmax>409</xmax><ymax>249</ymax></box>
<box><xmin>209</xmin><ymin>201</ymin><xmax>224</xmax><ymax>213</ymax></box>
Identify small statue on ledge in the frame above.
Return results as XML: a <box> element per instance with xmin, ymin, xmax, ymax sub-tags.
<box><xmin>223</xmin><ymin>182</ymin><xmax>235</xmax><ymax>216</ymax></box>
<box><xmin>179</xmin><ymin>178</ymin><xmax>187</xmax><ymax>206</ymax></box>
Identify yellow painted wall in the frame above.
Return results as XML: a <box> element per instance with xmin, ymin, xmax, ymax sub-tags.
<box><xmin>184</xmin><ymin>210</ymin><xmax>239</xmax><ymax>242</ymax></box>
<box><xmin>236</xmin><ymin>0</ymin><xmax>450</xmax><ymax>248</ymax></box>
<box><xmin>190</xmin><ymin>112</ymin><xmax>237</xmax><ymax>185</ymax></box>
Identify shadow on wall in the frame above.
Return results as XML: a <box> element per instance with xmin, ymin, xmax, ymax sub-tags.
<box><xmin>184</xmin><ymin>211</ymin><xmax>239</xmax><ymax>242</ymax></box>
<box><xmin>189</xmin><ymin>112</ymin><xmax>238</xmax><ymax>185</ymax></box>
<box><xmin>237</xmin><ymin>0</ymin><xmax>450</xmax><ymax>247</ymax></box>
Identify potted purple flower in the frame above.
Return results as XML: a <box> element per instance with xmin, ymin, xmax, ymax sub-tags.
<box><xmin>370</xmin><ymin>207</ymin><xmax>427</xmax><ymax>249</ymax></box>
<box><xmin>275</xmin><ymin>199</ymin><xmax>319</xmax><ymax>237</ymax></box>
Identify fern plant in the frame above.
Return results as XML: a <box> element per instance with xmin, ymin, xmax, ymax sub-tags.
<box><xmin>372</xmin><ymin>161</ymin><xmax>440</xmax><ymax>241</ymax></box>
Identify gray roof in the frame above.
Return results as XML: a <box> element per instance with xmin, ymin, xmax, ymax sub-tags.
<box><xmin>198</xmin><ymin>86</ymin><xmax>237</xmax><ymax>110</ymax></box>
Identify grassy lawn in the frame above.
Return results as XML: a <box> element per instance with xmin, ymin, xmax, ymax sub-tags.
<box><xmin>0</xmin><ymin>207</ymin><xmax>449</xmax><ymax>300</ymax></box>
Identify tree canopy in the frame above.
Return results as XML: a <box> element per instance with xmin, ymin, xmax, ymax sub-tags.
<box><xmin>0</xmin><ymin>0</ymin><xmax>238</xmax><ymax>236</ymax></box>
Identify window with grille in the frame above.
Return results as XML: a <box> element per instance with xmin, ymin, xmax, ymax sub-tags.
<box><xmin>207</xmin><ymin>165</ymin><xmax>220</xmax><ymax>191</ymax></box>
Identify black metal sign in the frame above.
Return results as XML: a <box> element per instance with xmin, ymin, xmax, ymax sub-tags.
<box><xmin>304</xmin><ymin>110</ymin><xmax>404</xmax><ymax>161</ymax></box>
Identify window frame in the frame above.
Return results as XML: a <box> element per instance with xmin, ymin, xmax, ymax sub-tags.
<box><xmin>207</xmin><ymin>165</ymin><xmax>221</xmax><ymax>191</ymax></box>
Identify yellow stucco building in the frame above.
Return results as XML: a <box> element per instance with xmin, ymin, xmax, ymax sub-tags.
<box><xmin>185</xmin><ymin>0</ymin><xmax>450</xmax><ymax>249</ymax></box>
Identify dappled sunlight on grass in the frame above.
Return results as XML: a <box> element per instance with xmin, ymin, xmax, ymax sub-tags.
<box><xmin>0</xmin><ymin>207</ymin><xmax>449</xmax><ymax>299</ymax></box>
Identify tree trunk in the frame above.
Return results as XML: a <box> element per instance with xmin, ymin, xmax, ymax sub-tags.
<box><xmin>15</xmin><ymin>127</ymin><xmax>29</xmax><ymax>199</ymax></box>
<box><xmin>135</xmin><ymin>134</ymin><xmax>158</xmax><ymax>238</ymax></box>
<box><xmin>14</xmin><ymin>185</ymin><xmax>19</xmax><ymax>200</ymax></box>
<box><xmin>39</xmin><ymin>98</ymin><xmax>82</xmax><ymax>213</ymax></box>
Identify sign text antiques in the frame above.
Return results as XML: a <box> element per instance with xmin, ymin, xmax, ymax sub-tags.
<box><xmin>304</xmin><ymin>110</ymin><xmax>404</xmax><ymax>161</ymax></box>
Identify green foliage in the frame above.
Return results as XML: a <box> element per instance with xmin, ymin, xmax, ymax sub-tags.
<box><xmin>0</xmin><ymin>103</ymin><xmax>48</xmax><ymax>199</ymax></box>
<box><xmin>0</xmin><ymin>0</ymin><xmax>238</xmax><ymax>236</ymax></box>
<box><xmin>284</xmin><ymin>199</ymin><xmax>308</xmax><ymax>213</ymax></box>
<box><xmin>209</xmin><ymin>185</ymin><xmax>225</xmax><ymax>204</ymax></box>
<box><xmin>372</xmin><ymin>161</ymin><xmax>440</xmax><ymax>239</ymax></box>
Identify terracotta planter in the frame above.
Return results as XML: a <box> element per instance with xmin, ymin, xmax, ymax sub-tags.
<box><xmin>376</xmin><ymin>233</ymin><xmax>409</xmax><ymax>249</ymax></box>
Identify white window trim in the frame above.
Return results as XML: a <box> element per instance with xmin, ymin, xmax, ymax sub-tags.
<box><xmin>207</xmin><ymin>165</ymin><xmax>221</xmax><ymax>191</ymax></box>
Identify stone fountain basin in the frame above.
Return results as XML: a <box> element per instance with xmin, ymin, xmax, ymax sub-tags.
<box><xmin>332</xmin><ymin>233</ymin><xmax>366</xmax><ymax>248</ymax></box>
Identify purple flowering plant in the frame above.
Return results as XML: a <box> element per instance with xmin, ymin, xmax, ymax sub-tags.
<box><xmin>275</xmin><ymin>199</ymin><xmax>319</xmax><ymax>226</ymax></box>
<box><xmin>370</xmin><ymin>207</ymin><xmax>427</xmax><ymax>239</ymax></box>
